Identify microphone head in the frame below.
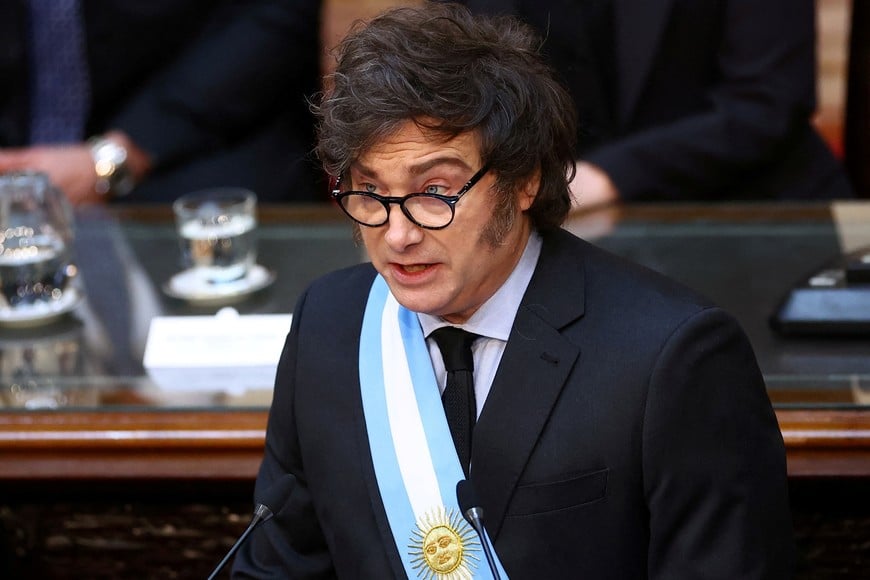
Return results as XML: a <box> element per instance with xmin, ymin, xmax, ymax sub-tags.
<box><xmin>456</xmin><ymin>479</ymin><xmax>483</xmax><ymax>523</ymax></box>
<box><xmin>255</xmin><ymin>473</ymin><xmax>297</xmax><ymax>521</ymax></box>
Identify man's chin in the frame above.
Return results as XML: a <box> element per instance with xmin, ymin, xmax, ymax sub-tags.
<box><xmin>391</xmin><ymin>292</ymin><xmax>442</xmax><ymax>316</ymax></box>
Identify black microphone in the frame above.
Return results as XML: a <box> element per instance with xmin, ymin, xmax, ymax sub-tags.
<box><xmin>207</xmin><ymin>473</ymin><xmax>297</xmax><ymax>580</ymax></box>
<box><xmin>456</xmin><ymin>479</ymin><xmax>501</xmax><ymax>580</ymax></box>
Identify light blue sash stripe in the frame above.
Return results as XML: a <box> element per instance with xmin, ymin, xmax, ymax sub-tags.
<box><xmin>396</xmin><ymin>305</ymin><xmax>467</xmax><ymax>507</ymax></box>
<box><xmin>359</xmin><ymin>277</ymin><xmax>419</xmax><ymax>573</ymax></box>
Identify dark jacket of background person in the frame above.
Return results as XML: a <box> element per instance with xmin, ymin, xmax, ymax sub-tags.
<box><xmin>457</xmin><ymin>0</ymin><xmax>854</xmax><ymax>201</ymax></box>
<box><xmin>0</xmin><ymin>0</ymin><xmax>324</xmax><ymax>203</ymax></box>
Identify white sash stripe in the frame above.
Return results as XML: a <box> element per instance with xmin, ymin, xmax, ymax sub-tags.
<box><xmin>381</xmin><ymin>294</ymin><xmax>444</xmax><ymax>516</ymax></box>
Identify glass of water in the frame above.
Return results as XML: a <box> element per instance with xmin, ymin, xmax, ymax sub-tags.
<box><xmin>0</xmin><ymin>171</ymin><xmax>77</xmax><ymax>312</ymax></box>
<box><xmin>172</xmin><ymin>188</ymin><xmax>258</xmax><ymax>283</ymax></box>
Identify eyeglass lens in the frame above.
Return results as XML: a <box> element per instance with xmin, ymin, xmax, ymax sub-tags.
<box><xmin>340</xmin><ymin>193</ymin><xmax>455</xmax><ymax>228</ymax></box>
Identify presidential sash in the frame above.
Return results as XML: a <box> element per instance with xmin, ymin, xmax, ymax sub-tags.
<box><xmin>359</xmin><ymin>275</ymin><xmax>508</xmax><ymax>579</ymax></box>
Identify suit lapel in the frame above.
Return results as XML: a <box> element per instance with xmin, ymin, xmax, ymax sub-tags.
<box><xmin>614</xmin><ymin>0</ymin><xmax>675</xmax><ymax>124</ymax></box>
<box><xmin>471</xmin><ymin>230</ymin><xmax>586</xmax><ymax>538</ymax></box>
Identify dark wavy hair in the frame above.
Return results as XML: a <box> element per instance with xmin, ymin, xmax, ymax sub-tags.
<box><xmin>314</xmin><ymin>2</ymin><xmax>577</xmax><ymax>231</ymax></box>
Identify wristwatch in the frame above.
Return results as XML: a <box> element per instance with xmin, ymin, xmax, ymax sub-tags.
<box><xmin>88</xmin><ymin>136</ymin><xmax>134</xmax><ymax>197</ymax></box>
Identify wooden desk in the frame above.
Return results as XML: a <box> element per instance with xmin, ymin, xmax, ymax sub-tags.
<box><xmin>1</xmin><ymin>203</ymin><xmax>869</xmax><ymax>481</ymax></box>
<box><xmin>0</xmin><ymin>407</ymin><xmax>868</xmax><ymax>480</ymax></box>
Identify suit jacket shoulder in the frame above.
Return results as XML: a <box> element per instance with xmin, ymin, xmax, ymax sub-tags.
<box><xmin>480</xmin><ymin>227</ymin><xmax>793</xmax><ymax>578</ymax></box>
<box><xmin>532</xmin><ymin>227</ymin><xmax>716</xmax><ymax>327</ymax></box>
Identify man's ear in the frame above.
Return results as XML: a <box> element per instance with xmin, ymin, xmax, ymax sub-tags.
<box><xmin>518</xmin><ymin>165</ymin><xmax>541</xmax><ymax>211</ymax></box>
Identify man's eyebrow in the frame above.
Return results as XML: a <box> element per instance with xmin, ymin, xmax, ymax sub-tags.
<box><xmin>352</xmin><ymin>156</ymin><xmax>473</xmax><ymax>179</ymax></box>
<box><xmin>351</xmin><ymin>161</ymin><xmax>378</xmax><ymax>179</ymax></box>
<box><xmin>408</xmin><ymin>157</ymin><xmax>473</xmax><ymax>175</ymax></box>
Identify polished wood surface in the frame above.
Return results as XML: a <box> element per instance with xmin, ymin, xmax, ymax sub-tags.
<box><xmin>0</xmin><ymin>409</ymin><xmax>266</xmax><ymax>480</ymax></box>
<box><xmin>778</xmin><ymin>408</ymin><xmax>870</xmax><ymax>476</ymax></box>
<box><xmin>1</xmin><ymin>407</ymin><xmax>869</xmax><ymax>480</ymax></box>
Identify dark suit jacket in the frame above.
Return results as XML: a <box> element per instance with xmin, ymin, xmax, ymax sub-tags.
<box><xmin>0</xmin><ymin>0</ymin><xmax>323</xmax><ymax>202</ymax></box>
<box><xmin>458</xmin><ymin>0</ymin><xmax>852</xmax><ymax>201</ymax></box>
<box><xmin>233</xmin><ymin>228</ymin><xmax>794</xmax><ymax>579</ymax></box>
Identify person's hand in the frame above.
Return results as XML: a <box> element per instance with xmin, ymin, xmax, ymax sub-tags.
<box><xmin>569</xmin><ymin>161</ymin><xmax>620</xmax><ymax>209</ymax></box>
<box><xmin>0</xmin><ymin>144</ymin><xmax>105</xmax><ymax>205</ymax></box>
<box><xmin>0</xmin><ymin>132</ymin><xmax>151</xmax><ymax>205</ymax></box>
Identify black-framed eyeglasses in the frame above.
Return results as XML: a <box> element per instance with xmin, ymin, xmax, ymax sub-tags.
<box><xmin>331</xmin><ymin>165</ymin><xmax>490</xmax><ymax>230</ymax></box>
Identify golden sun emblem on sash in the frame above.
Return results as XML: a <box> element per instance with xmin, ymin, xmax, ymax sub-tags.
<box><xmin>408</xmin><ymin>506</ymin><xmax>481</xmax><ymax>579</ymax></box>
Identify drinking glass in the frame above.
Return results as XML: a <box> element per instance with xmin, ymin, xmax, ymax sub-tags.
<box><xmin>0</xmin><ymin>171</ymin><xmax>77</xmax><ymax>312</ymax></box>
<box><xmin>172</xmin><ymin>188</ymin><xmax>258</xmax><ymax>283</ymax></box>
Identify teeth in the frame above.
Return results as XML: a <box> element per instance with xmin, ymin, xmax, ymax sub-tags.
<box><xmin>403</xmin><ymin>264</ymin><xmax>428</xmax><ymax>273</ymax></box>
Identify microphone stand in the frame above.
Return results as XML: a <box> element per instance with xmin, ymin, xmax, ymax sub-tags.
<box><xmin>456</xmin><ymin>479</ymin><xmax>501</xmax><ymax>580</ymax></box>
<box><xmin>206</xmin><ymin>474</ymin><xmax>296</xmax><ymax>579</ymax></box>
<box><xmin>207</xmin><ymin>503</ymin><xmax>274</xmax><ymax>580</ymax></box>
<box><xmin>466</xmin><ymin>506</ymin><xmax>500</xmax><ymax>580</ymax></box>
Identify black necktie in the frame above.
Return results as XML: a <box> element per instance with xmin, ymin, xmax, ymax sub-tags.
<box><xmin>431</xmin><ymin>326</ymin><xmax>479</xmax><ymax>476</ymax></box>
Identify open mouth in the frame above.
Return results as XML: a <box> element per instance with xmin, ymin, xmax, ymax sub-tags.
<box><xmin>401</xmin><ymin>264</ymin><xmax>429</xmax><ymax>273</ymax></box>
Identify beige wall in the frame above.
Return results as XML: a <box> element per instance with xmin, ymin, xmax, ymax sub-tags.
<box><xmin>321</xmin><ymin>0</ymin><xmax>421</xmax><ymax>77</ymax></box>
<box><xmin>815</xmin><ymin>0</ymin><xmax>852</xmax><ymax>157</ymax></box>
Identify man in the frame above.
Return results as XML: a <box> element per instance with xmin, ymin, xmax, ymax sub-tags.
<box><xmin>0</xmin><ymin>0</ymin><xmax>322</xmax><ymax>203</ymax></box>
<box><xmin>234</xmin><ymin>3</ymin><xmax>794</xmax><ymax>578</ymax></box>
<box><xmin>451</xmin><ymin>0</ymin><xmax>854</xmax><ymax>205</ymax></box>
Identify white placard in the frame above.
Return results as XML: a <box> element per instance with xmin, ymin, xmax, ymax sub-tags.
<box><xmin>832</xmin><ymin>201</ymin><xmax>870</xmax><ymax>253</ymax></box>
<box><xmin>143</xmin><ymin>307</ymin><xmax>292</xmax><ymax>394</ymax></box>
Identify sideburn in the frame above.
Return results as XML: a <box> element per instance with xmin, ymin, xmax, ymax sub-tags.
<box><xmin>481</xmin><ymin>185</ymin><xmax>518</xmax><ymax>247</ymax></box>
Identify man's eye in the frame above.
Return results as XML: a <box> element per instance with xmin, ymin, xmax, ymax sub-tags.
<box><xmin>423</xmin><ymin>184</ymin><xmax>446</xmax><ymax>195</ymax></box>
<box><xmin>364</xmin><ymin>183</ymin><xmax>377</xmax><ymax>193</ymax></box>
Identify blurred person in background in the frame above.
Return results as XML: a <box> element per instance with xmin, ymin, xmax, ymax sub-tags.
<box><xmin>0</xmin><ymin>0</ymin><xmax>324</xmax><ymax>204</ymax></box>
<box><xmin>452</xmin><ymin>0</ymin><xmax>855</xmax><ymax>206</ymax></box>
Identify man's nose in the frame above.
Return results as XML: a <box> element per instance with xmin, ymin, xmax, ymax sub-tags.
<box><xmin>383</xmin><ymin>205</ymin><xmax>423</xmax><ymax>250</ymax></box>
